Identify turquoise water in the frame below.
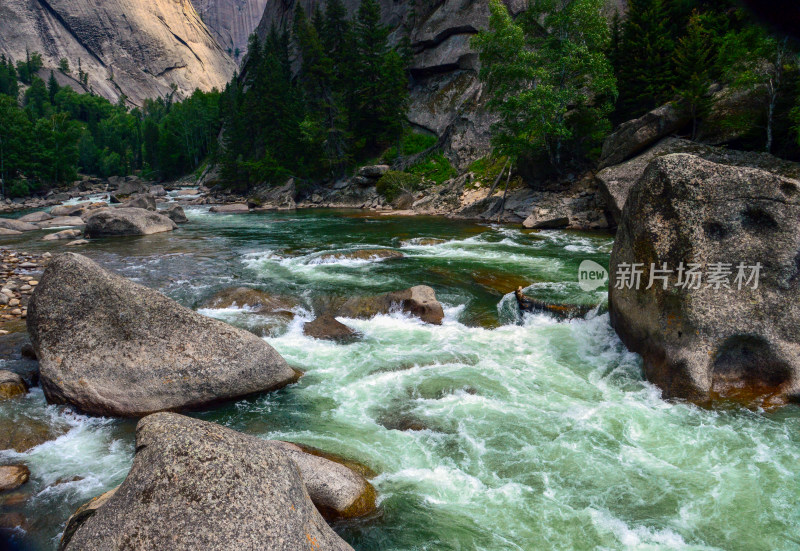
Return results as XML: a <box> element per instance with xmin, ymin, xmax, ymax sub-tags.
<box><xmin>1</xmin><ymin>208</ymin><xmax>798</xmax><ymax>550</ymax></box>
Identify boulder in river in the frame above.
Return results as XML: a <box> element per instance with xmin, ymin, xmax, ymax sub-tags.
<box><xmin>42</xmin><ymin>229</ymin><xmax>82</xmax><ymax>241</ymax></box>
<box><xmin>84</xmin><ymin>208</ymin><xmax>176</xmax><ymax>237</ymax></box>
<box><xmin>59</xmin><ymin>413</ymin><xmax>355</xmax><ymax>551</ymax></box>
<box><xmin>609</xmin><ymin>153</ymin><xmax>800</xmax><ymax>407</ymax></box>
<box><xmin>0</xmin><ymin>370</ymin><xmax>27</xmax><ymax>400</ymax></box>
<box><xmin>0</xmin><ymin>228</ymin><xmax>21</xmax><ymax>236</ymax></box>
<box><xmin>515</xmin><ymin>287</ymin><xmax>594</xmax><ymax>320</ymax></box>
<box><xmin>269</xmin><ymin>440</ymin><xmax>376</xmax><ymax>521</ymax></box>
<box><xmin>162</xmin><ymin>204</ymin><xmax>188</xmax><ymax>224</ymax></box>
<box><xmin>50</xmin><ymin>204</ymin><xmax>88</xmax><ymax>217</ymax></box>
<box><xmin>123</xmin><ymin>194</ymin><xmax>157</xmax><ymax>211</ymax></box>
<box><xmin>318</xmin><ymin>249</ymin><xmax>404</xmax><ymax>262</ymax></box>
<box><xmin>0</xmin><ymin>465</ymin><xmax>29</xmax><ymax>492</ymax></box>
<box><xmin>18</xmin><ymin>211</ymin><xmax>53</xmax><ymax>223</ymax></box>
<box><xmin>303</xmin><ymin>315</ymin><xmax>358</xmax><ymax>342</ymax></box>
<box><xmin>202</xmin><ymin>287</ymin><xmax>296</xmax><ymax>318</ymax></box>
<box><xmin>36</xmin><ymin>216</ymin><xmax>86</xmax><ymax>229</ymax></box>
<box><xmin>0</xmin><ymin>219</ymin><xmax>38</xmax><ymax>232</ymax></box>
<box><xmin>27</xmin><ymin>253</ymin><xmax>299</xmax><ymax>416</ymax></box>
<box><xmin>337</xmin><ymin>285</ymin><xmax>444</xmax><ymax>325</ymax></box>
<box><xmin>209</xmin><ymin>203</ymin><xmax>250</xmax><ymax>213</ymax></box>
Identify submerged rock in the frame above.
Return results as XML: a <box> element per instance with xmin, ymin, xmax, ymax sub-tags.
<box><xmin>59</xmin><ymin>413</ymin><xmax>355</xmax><ymax>551</ymax></box>
<box><xmin>303</xmin><ymin>315</ymin><xmax>358</xmax><ymax>342</ymax></box>
<box><xmin>201</xmin><ymin>287</ymin><xmax>296</xmax><ymax>318</ymax></box>
<box><xmin>514</xmin><ymin>287</ymin><xmax>593</xmax><ymax>320</ymax></box>
<box><xmin>209</xmin><ymin>203</ymin><xmax>250</xmax><ymax>213</ymax></box>
<box><xmin>0</xmin><ymin>465</ymin><xmax>29</xmax><ymax>492</ymax></box>
<box><xmin>27</xmin><ymin>253</ymin><xmax>299</xmax><ymax>416</ymax></box>
<box><xmin>0</xmin><ymin>370</ymin><xmax>27</xmax><ymax>400</ymax></box>
<box><xmin>0</xmin><ymin>228</ymin><xmax>22</xmax><ymax>236</ymax></box>
<box><xmin>318</xmin><ymin>249</ymin><xmax>404</xmax><ymax>262</ymax></box>
<box><xmin>85</xmin><ymin>208</ymin><xmax>176</xmax><ymax>237</ymax></box>
<box><xmin>337</xmin><ymin>285</ymin><xmax>444</xmax><ymax>325</ymax></box>
<box><xmin>0</xmin><ymin>417</ymin><xmax>66</xmax><ymax>452</ymax></box>
<box><xmin>610</xmin><ymin>154</ymin><xmax>800</xmax><ymax>407</ymax></box>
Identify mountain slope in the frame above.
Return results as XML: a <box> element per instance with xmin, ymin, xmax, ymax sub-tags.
<box><xmin>0</xmin><ymin>0</ymin><xmax>237</xmax><ymax>105</ymax></box>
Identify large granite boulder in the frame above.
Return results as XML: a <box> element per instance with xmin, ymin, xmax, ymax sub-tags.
<box><xmin>609</xmin><ymin>153</ymin><xmax>800</xmax><ymax>407</ymax></box>
<box><xmin>59</xmin><ymin>413</ymin><xmax>354</xmax><ymax>551</ymax></box>
<box><xmin>337</xmin><ymin>285</ymin><xmax>444</xmax><ymax>325</ymax></box>
<box><xmin>85</xmin><ymin>208</ymin><xmax>176</xmax><ymax>237</ymax></box>
<box><xmin>598</xmin><ymin>102</ymin><xmax>689</xmax><ymax>169</ymax></box>
<box><xmin>18</xmin><ymin>211</ymin><xmax>53</xmax><ymax>223</ymax></box>
<box><xmin>596</xmin><ymin>138</ymin><xmax>800</xmax><ymax>225</ymax></box>
<box><xmin>27</xmin><ymin>253</ymin><xmax>299</xmax><ymax>416</ymax></box>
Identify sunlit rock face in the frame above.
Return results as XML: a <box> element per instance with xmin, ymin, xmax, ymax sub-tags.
<box><xmin>0</xmin><ymin>0</ymin><xmax>236</xmax><ymax>105</ymax></box>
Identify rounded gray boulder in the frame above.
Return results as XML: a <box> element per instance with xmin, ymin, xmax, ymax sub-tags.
<box><xmin>27</xmin><ymin>253</ymin><xmax>299</xmax><ymax>416</ymax></box>
<box><xmin>85</xmin><ymin>208</ymin><xmax>176</xmax><ymax>237</ymax></box>
<box><xmin>59</xmin><ymin>413</ymin><xmax>354</xmax><ymax>551</ymax></box>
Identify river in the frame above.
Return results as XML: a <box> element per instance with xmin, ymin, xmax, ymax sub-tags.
<box><xmin>1</xmin><ymin>206</ymin><xmax>798</xmax><ymax>550</ymax></box>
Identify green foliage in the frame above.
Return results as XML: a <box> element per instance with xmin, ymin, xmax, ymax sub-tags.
<box><xmin>473</xmin><ymin>0</ymin><xmax>617</xmax><ymax>170</ymax></box>
<box><xmin>467</xmin><ymin>155</ymin><xmax>508</xmax><ymax>186</ymax></box>
<box><xmin>376</xmin><ymin>170</ymin><xmax>421</xmax><ymax>202</ymax></box>
<box><xmin>0</xmin><ymin>51</ymin><xmax>221</xmax><ymax>196</ymax></box>
<box><xmin>382</xmin><ymin>132</ymin><xmax>437</xmax><ymax>164</ymax></box>
<box><xmin>407</xmin><ymin>153</ymin><xmax>456</xmax><ymax>185</ymax></box>
<box><xmin>0</xmin><ymin>55</ymin><xmax>19</xmax><ymax>98</ymax></box>
<box><xmin>16</xmin><ymin>51</ymin><xmax>43</xmax><ymax>85</ymax></box>
<box><xmin>673</xmin><ymin>11</ymin><xmax>716</xmax><ymax>139</ymax></box>
<box><xmin>58</xmin><ymin>58</ymin><xmax>70</xmax><ymax>74</ymax></box>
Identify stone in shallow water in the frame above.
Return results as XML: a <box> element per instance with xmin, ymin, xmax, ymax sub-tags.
<box><xmin>28</xmin><ymin>253</ymin><xmax>299</xmax><ymax>417</ymax></box>
<box><xmin>303</xmin><ymin>315</ymin><xmax>358</xmax><ymax>342</ymax></box>
<box><xmin>0</xmin><ymin>465</ymin><xmax>29</xmax><ymax>491</ymax></box>
<box><xmin>59</xmin><ymin>413</ymin><xmax>355</xmax><ymax>551</ymax></box>
<box><xmin>337</xmin><ymin>285</ymin><xmax>444</xmax><ymax>325</ymax></box>
<box><xmin>0</xmin><ymin>369</ymin><xmax>27</xmax><ymax>400</ymax></box>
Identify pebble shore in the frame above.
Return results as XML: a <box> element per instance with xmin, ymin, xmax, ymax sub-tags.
<box><xmin>0</xmin><ymin>249</ymin><xmax>49</xmax><ymax>332</ymax></box>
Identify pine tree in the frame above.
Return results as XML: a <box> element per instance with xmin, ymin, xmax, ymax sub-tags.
<box><xmin>673</xmin><ymin>12</ymin><xmax>715</xmax><ymax>139</ymax></box>
<box><xmin>48</xmin><ymin>70</ymin><xmax>60</xmax><ymax>104</ymax></box>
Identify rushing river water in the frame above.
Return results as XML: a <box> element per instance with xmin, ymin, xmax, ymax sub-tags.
<box><xmin>1</xmin><ymin>206</ymin><xmax>799</xmax><ymax>550</ymax></box>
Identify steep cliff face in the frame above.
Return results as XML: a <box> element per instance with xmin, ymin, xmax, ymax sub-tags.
<box><xmin>191</xmin><ymin>0</ymin><xmax>268</xmax><ymax>61</ymax></box>
<box><xmin>0</xmin><ymin>0</ymin><xmax>237</xmax><ymax>105</ymax></box>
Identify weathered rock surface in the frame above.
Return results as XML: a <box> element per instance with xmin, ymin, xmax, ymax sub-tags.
<box><xmin>59</xmin><ymin>413</ymin><xmax>354</xmax><ymax>551</ymax></box>
<box><xmin>162</xmin><ymin>204</ymin><xmax>189</xmax><ymax>224</ymax></box>
<box><xmin>599</xmin><ymin>103</ymin><xmax>689</xmax><ymax>168</ymax></box>
<box><xmin>209</xmin><ymin>203</ymin><xmax>250</xmax><ymax>213</ymax></box>
<box><xmin>596</xmin><ymin>137</ymin><xmax>800</xmax><ymax>224</ymax></box>
<box><xmin>303</xmin><ymin>315</ymin><xmax>358</xmax><ymax>342</ymax></box>
<box><xmin>250</xmin><ymin>180</ymin><xmax>297</xmax><ymax>210</ymax></box>
<box><xmin>0</xmin><ymin>465</ymin><xmax>29</xmax><ymax>492</ymax></box>
<box><xmin>269</xmin><ymin>440</ymin><xmax>376</xmax><ymax>521</ymax></box>
<box><xmin>338</xmin><ymin>285</ymin><xmax>444</xmax><ymax>325</ymax></box>
<box><xmin>0</xmin><ymin>0</ymin><xmax>236</xmax><ymax>106</ymax></box>
<box><xmin>609</xmin><ymin>154</ymin><xmax>800</xmax><ymax>407</ymax></box>
<box><xmin>522</xmin><ymin>209</ymin><xmax>570</xmax><ymax>229</ymax></box>
<box><xmin>0</xmin><ymin>370</ymin><xmax>27</xmax><ymax>400</ymax></box>
<box><xmin>0</xmin><ymin>228</ymin><xmax>22</xmax><ymax>236</ymax></box>
<box><xmin>85</xmin><ymin>208</ymin><xmax>176</xmax><ymax>237</ymax></box>
<box><xmin>27</xmin><ymin>253</ymin><xmax>299</xmax><ymax>416</ymax></box>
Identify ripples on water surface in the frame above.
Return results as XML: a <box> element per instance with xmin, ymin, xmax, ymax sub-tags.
<box><xmin>1</xmin><ymin>208</ymin><xmax>798</xmax><ymax>550</ymax></box>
